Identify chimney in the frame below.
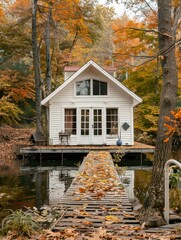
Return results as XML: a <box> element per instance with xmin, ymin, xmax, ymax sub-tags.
<box><xmin>64</xmin><ymin>66</ymin><xmax>80</xmax><ymax>81</ymax></box>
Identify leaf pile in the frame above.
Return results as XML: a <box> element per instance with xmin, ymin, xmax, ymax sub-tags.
<box><xmin>73</xmin><ymin>151</ymin><xmax>122</xmax><ymax>199</ymax></box>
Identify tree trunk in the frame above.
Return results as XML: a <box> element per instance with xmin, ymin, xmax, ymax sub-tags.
<box><xmin>146</xmin><ymin>0</ymin><xmax>178</xmax><ymax>213</ymax></box>
<box><xmin>45</xmin><ymin>9</ymin><xmax>52</xmax><ymax>96</ymax></box>
<box><xmin>32</xmin><ymin>0</ymin><xmax>43</xmax><ymax>135</ymax></box>
<box><xmin>44</xmin><ymin>9</ymin><xmax>52</xmax><ymax>139</ymax></box>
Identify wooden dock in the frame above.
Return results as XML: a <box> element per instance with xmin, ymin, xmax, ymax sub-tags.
<box><xmin>50</xmin><ymin>151</ymin><xmax>140</xmax><ymax>236</ymax></box>
<box><xmin>20</xmin><ymin>141</ymin><xmax>155</xmax><ymax>154</ymax></box>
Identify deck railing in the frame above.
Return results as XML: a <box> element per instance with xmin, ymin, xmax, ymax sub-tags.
<box><xmin>164</xmin><ymin>159</ymin><xmax>181</xmax><ymax>223</ymax></box>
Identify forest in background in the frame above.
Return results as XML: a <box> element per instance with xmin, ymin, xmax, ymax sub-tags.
<box><xmin>0</xmin><ymin>0</ymin><xmax>181</xmax><ymax>144</ymax></box>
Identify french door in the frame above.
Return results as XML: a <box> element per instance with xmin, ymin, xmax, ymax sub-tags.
<box><xmin>79</xmin><ymin>108</ymin><xmax>103</xmax><ymax>145</ymax></box>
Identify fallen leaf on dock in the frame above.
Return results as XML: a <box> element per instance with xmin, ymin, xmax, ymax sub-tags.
<box><xmin>105</xmin><ymin>215</ymin><xmax>122</xmax><ymax>222</ymax></box>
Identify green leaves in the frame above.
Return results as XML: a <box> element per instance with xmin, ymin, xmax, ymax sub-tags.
<box><xmin>1</xmin><ymin>209</ymin><xmax>41</xmax><ymax>237</ymax></box>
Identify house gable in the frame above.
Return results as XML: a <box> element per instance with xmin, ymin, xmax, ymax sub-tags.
<box><xmin>41</xmin><ymin>60</ymin><xmax>142</xmax><ymax>107</ymax></box>
<box><xmin>50</xmin><ymin>69</ymin><xmax>132</xmax><ymax>105</ymax></box>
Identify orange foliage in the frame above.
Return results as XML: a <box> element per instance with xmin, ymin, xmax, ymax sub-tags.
<box><xmin>0</xmin><ymin>69</ymin><xmax>35</xmax><ymax>103</ymax></box>
<box><xmin>164</xmin><ymin>108</ymin><xmax>181</xmax><ymax>142</ymax></box>
<box><xmin>172</xmin><ymin>0</ymin><xmax>181</xmax><ymax>8</ymax></box>
<box><xmin>111</xmin><ymin>15</ymin><xmax>157</xmax><ymax>69</ymax></box>
<box><xmin>37</xmin><ymin>0</ymin><xmax>94</xmax><ymax>44</ymax></box>
<box><xmin>0</xmin><ymin>3</ymin><xmax>5</xmax><ymax>23</ymax></box>
<box><xmin>10</xmin><ymin>0</ymin><xmax>31</xmax><ymax>11</ymax></box>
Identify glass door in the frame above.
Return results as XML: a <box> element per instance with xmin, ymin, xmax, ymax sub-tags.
<box><xmin>80</xmin><ymin>109</ymin><xmax>90</xmax><ymax>144</ymax></box>
<box><xmin>92</xmin><ymin>108</ymin><xmax>103</xmax><ymax>145</ymax></box>
<box><xmin>79</xmin><ymin>108</ymin><xmax>103</xmax><ymax>145</ymax></box>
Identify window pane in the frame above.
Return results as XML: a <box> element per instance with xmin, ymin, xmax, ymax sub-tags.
<box><xmin>76</xmin><ymin>80</ymin><xmax>90</xmax><ymax>95</ymax></box>
<box><xmin>98</xmin><ymin>109</ymin><xmax>101</xmax><ymax>115</ymax></box>
<box><xmin>93</xmin><ymin>80</ymin><xmax>107</xmax><ymax>95</ymax></box>
<box><xmin>93</xmin><ymin>80</ymin><xmax>99</xmax><ymax>95</ymax></box>
<box><xmin>65</xmin><ymin>109</ymin><xmax>76</xmax><ymax>135</ymax></box>
<box><xmin>101</xmin><ymin>81</ymin><xmax>107</xmax><ymax>95</ymax></box>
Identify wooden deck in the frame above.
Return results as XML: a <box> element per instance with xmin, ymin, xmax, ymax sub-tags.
<box><xmin>50</xmin><ymin>151</ymin><xmax>140</xmax><ymax>236</ymax></box>
<box><xmin>20</xmin><ymin>141</ymin><xmax>155</xmax><ymax>154</ymax></box>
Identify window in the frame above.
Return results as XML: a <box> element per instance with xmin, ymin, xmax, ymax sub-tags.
<box><xmin>76</xmin><ymin>80</ymin><xmax>90</xmax><ymax>95</ymax></box>
<box><xmin>65</xmin><ymin>109</ymin><xmax>76</xmax><ymax>135</ymax></box>
<box><xmin>106</xmin><ymin>109</ymin><xmax>118</xmax><ymax>135</ymax></box>
<box><xmin>93</xmin><ymin>80</ymin><xmax>107</xmax><ymax>95</ymax></box>
<box><xmin>76</xmin><ymin>79</ymin><xmax>107</xmax><ymax>96</ymax></box>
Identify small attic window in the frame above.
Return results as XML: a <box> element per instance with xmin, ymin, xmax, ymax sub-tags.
<box><xmin>76</xmin><ymin>79</ymin><xmax>90</xmax><ymax>95</ymax></box>
<box><xmin>76</xmin><ymin>79</ymin><xmax>107</xmax><ymax>96</ymax></box>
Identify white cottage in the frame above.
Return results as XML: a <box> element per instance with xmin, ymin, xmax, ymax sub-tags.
<box><xmin>41</xmin><ymin>60</ymin><xmax>142</xmax><ymax>146</ymax></box>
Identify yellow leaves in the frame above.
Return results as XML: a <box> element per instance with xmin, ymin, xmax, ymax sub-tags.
<box><xmin>10</xmin><ymin>0</ymin><xmax>31</xmax><ymax>11</ymax></box>
<box><xmin>74</xmin><ymin>151</ymin><xmax>120</xmax><ymax>200</ymax></box>
<box><xmin>73</xmin><ymin>197</ymin><xmax>81</xmax><ymax>201</ymax></box>
<box><xmin>104</xmin><ymin>215</ymin><xmax>121</xmax><ymax>223</ymax></box>
<box><xmin>0</xmin><ymin>3</ymin><xmax>6</xmax><ymax>24</ymax></box>
<box><xmin>172</xmin><ymin>0</ymin><xmax>181</xmax><ymax>8</ymax></box>
<box><xmin>109</xmin><ymin>207</ymin><xmax>119</xmax><ymax>211</ymax></box>
<box><xmin>78</xmin><ymin>210</ymin><xmax>90</xmax><ymax>216</ymax></box>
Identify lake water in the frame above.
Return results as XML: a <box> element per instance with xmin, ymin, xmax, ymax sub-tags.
<box><xmin>0</xmin><ymin>166</ymin><xmax>152</xmax><ymax>223</ymax></box>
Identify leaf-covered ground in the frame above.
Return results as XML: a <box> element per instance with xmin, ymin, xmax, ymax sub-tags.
<box><xmin>0</xmin><ymin>126</ymin><xmax>33</xmax><ymax>174</ymax></box>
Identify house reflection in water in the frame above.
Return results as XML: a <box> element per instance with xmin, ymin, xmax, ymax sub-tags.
<box><xmin>48</xmin><ymin>169</ymin><xmax>77</xmax><ymax>205</ymax></box>
<box><xmin>120</xmin><ymin>170</ymin><xmax>135</xmax><ymax>202</ymax></box>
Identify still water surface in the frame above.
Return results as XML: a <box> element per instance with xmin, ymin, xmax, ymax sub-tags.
<box><xmin>0</xmin><ymin>166</ymin><xmax>152</xmax><ymax>222</ymax></box>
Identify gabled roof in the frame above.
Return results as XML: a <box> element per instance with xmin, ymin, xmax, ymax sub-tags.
<box><xmin>64</xmin><ymin>65</ymin><xmax>116</xmax><ymax>72</ymax></box>
<box><xmin>41</xmin><ymin>60</ymin><xmax>142</xmax><ymax>107</ymax></box>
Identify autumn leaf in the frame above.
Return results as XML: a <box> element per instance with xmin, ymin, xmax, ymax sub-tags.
<box><xmin>164</xmin><ymin>137</ymin><xmax>169</xmax><ymax>143</ymax></box>
<box><xmin>82</xmin><ymin>221</ymin><xmax>93</xmax><ymax>226</ymax></box>
<box><xmin>73</xmin><ymin>197</ymin><xmax>81</xmax><ymax>201</ymax></box>
<box><xmin>78</xmin><ymin>187</ymin><xmax>86</xmax><ymax>193</ymax></box>
<box><xmin>104</xmin><ymin>215</ymin><xmax>122</xmax><ymax>223</ymax></box>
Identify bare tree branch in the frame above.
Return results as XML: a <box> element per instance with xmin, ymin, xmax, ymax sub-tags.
<box><xmin>143</xmin><ymin>0</ymin><xmax>155</xmax><ymax>12</ymax></box>
<box><xmin>112</xmin><ymin>27</ymin><xmax>172</xmax><ymax>38</ymax></box>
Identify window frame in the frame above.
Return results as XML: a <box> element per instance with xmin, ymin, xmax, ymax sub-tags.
<box><xmin>75</xmin><ymin>79</ymin><xmax>108</xmax><ymax>96</ymax></box>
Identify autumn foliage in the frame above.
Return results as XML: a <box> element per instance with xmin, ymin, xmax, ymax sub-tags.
<box><xmin>164</xmin><ymin>108</ymin><xmax>181</xmax><ymax>142</ymax></box>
